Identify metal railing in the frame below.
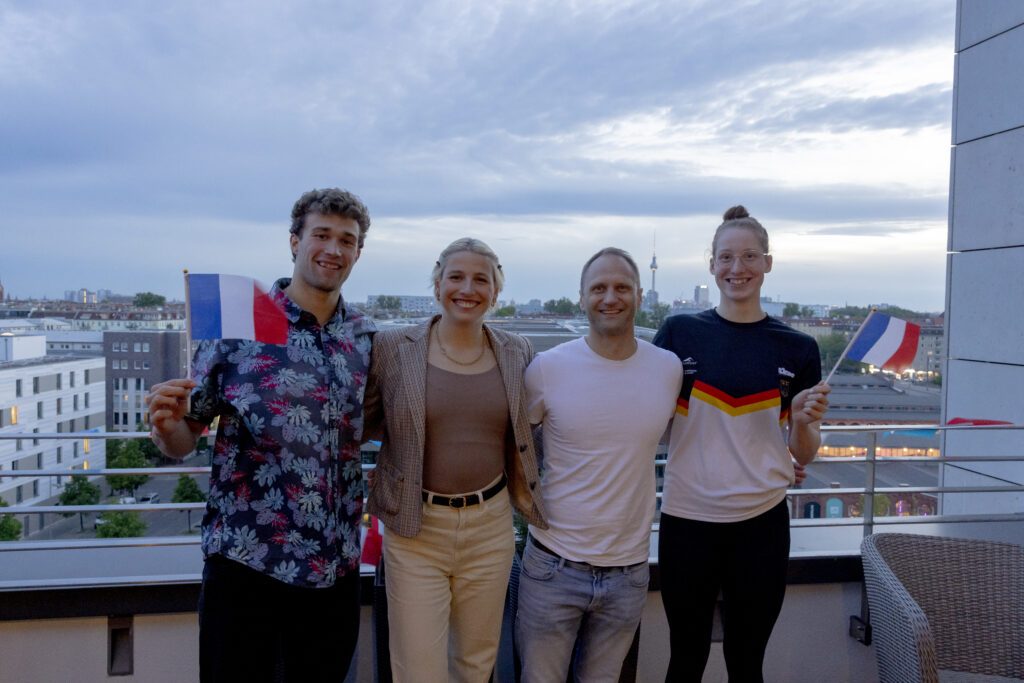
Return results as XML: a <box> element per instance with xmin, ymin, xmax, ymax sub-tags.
<box><xmin>2</xmin><ymin>424</ymin><xmax>1022</xmax><ymax>547</ymax></box>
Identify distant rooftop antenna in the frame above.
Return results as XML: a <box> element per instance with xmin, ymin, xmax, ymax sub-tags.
<box><xmin>649</xmin><ymin>232</ymin><xmax>658</xmax><ymax>293</ymax></box>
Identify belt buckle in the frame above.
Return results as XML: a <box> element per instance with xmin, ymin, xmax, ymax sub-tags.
<box><xmin>448</xmin><ymin>495</ymin><xmax>467</xmax><ymax>509</ymax></box>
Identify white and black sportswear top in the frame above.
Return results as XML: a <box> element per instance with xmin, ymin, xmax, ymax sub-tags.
<box><xmin>653</xmin><ymin>309</ymin><xmax>821</xmax><ymax>522</ymax></box>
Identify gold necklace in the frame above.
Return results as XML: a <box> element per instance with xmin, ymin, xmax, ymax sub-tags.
<box><xmin>434</xmin><ymin>324</ymin><xmax>487</xmax><ymax>366</ymax></box>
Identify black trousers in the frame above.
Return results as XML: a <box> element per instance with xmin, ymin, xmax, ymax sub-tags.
<box><xmin>658</xmin><ymin>500</ymin><xmax>790</xmax><ymax>683</ymax></box>
<box><xmin>199</xmin><ymin>555</ymin><xmax>360</xmax><ymax>683</ymax></box>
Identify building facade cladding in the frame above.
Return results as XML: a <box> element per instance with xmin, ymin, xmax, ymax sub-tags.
<box><xmin>103</xmin><ymin>331</ymin><xmax>188</xmax><ymax>432</ymax></box>
<box><xmin>0</xmin><ymin>355</ymin><xmax>107</xmax><ymax>511</ymax></box>
<box><xmin>945</xmin><ymin>4</ymin><xmax>1024</xmax><ymax>523</ymax></box>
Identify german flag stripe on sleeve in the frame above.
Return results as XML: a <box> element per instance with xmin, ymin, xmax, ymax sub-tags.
<box><xmin>690</xmin><ymin>380</ymin><xmax>780</xmax><ymax>417</ymax></box>
<box><xmin>675</xmin><ymin>397</ymin><xmax>689</xmax><ymax>416</ymax></box>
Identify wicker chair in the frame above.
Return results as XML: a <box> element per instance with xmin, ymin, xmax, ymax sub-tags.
<box><xmin>861</xmin><ymin>533</ymin><xmax>1024</xmax><ymax>683</ymax></box>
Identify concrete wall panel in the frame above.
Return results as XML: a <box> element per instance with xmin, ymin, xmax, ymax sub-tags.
<box><xmin>951</xmin><ymin>126</ymin><xmax>1024</xmax><ymax>250</ymax></box>
<box><xmin>954</xmin><ymin>24</ymin><xmax>1024</xmax><ymax>143</ymax></box>
<box><xmin>957</xmin><ymin>0</ymin><xmax>1024</xmax><ymax>51</ymax></box>
<box><xmin>946</xmin><ymin>249</ymin><xmax>1024</xmax><ymax>364</ymax></box>
<box><xmin>941</xmin><ymin>359</ymin><xmax>1024</xmax><ymax>519</ymax></box>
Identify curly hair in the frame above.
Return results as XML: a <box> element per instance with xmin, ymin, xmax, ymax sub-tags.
<box><xmin>290</xmin><ymin>188</ymin><xmax>371</xmax><ymax>248</ymax></box>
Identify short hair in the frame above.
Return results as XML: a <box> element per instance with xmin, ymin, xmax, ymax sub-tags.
<box><xmin>579</xmin><ymin>247</ymin><xmax>641</xmax><ymax>293</ymax></box>
<box><xmin>711</xmin><ymin>205</ymin><xmax>770</xmax><ymax>255</ymax></box>
<box><xmin>290</xmin><ymin>188</ymin><xmax>371</xmax><ymax>248</ymax></box>
<box><xmin>431</xmin><ymin>237</ymin><xmax>505</xmax><ymax>297</ymax></box>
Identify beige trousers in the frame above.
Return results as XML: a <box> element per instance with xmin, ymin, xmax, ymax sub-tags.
<box><xmin>384</xmin><ymin>483</ymin><xmax>515</xmax><ymax>683</ymax></box>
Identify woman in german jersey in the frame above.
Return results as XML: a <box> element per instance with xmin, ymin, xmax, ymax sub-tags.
<box><xmin>653</xmin><ymin>205</ymin><xmax>831</xmax><ymax>683</ymax></box>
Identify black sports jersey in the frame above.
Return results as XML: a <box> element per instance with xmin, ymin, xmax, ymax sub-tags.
<box><xmin>653</xmin><ymin>309</ymin><xmax>821</xmax><ymax>521</ymax></box>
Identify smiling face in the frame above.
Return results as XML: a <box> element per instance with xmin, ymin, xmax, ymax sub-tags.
<box><xmin>711</xmin><ymin>226</ymin><xmax>772</xmax><ymax>306</ymax></box>
<box><xmin>434</xmin><ymin>250</ymin><xmax>498</xmax><ymax>325</ymax></box>
<box><xmin>580</xmin><ymin>253</ymin><xmax>642</xmax><ymax>339</ymax></box>
<box><xmin>289</xmin><ymin>212</ymin><xmax>362</xmax><ymax>294</ymax></box>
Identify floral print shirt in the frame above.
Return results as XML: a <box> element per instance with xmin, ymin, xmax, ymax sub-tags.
<box><xmin>189</xmin><ymin>278</ymin><xmax>374</xmax><ymax>587</ymax></box>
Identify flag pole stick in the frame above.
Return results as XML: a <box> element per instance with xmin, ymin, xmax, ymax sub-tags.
<box><xmin>183</xmin><ymin>269</ymin><xmax>193</xmax><ymax>382</ymax></box>
<box><xmin>182</xmin><ymin>270</ymin><xmax>195</xmax><ymax>421</ymax></box>
<box><xmin>824</xmin><ymin>308</ymin><xmax>878</xmax><ymax>384</ymax></box>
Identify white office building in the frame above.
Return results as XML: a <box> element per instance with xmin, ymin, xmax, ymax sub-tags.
<box><xmin>0</xmin><ymin>335</ymin><xmax>107</xmax><ymax>532</ymax></box>
<box><xmin>941</xmin><ymin>4</ymin><xmax>1024</xmax><ymax>536</ymax></box>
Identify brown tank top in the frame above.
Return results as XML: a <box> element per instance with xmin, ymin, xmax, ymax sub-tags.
<box><xmin>423</xmin><ymin>363</ymin><xmax>509</xmax><ymax>494</ymax></box>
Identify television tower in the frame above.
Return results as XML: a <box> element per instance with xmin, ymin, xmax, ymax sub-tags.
<box><xmin>649</xmin><ymin>234</ymin><xmax>658</xmax><ymax>294</ymax></box>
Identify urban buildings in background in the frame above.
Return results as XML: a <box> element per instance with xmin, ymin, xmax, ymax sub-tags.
<box><xmin>63</xmin><ymin>289</ymin><xmax>113</xmax><ymax>304</ymax></box>
<box><xmin>103</xmin><ymin>331</ymin><xmax>188</xmax><ymax>432</ymax></box>
<box><xmin>366</xmin><ymin>294</ymin><xmax>438</xmax><ymax>314</ymax></box>
<box><xmin>0</xmin><ymin>278</ymin><xmax>948</xmax><ymax>537</ymax></box>
<box><xmin>0</xmin><ymin>334</ymin><xmax>107</xmax><ymax>521</ymax></box>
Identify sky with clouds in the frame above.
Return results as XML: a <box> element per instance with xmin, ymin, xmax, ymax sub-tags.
<box><xmin>1</xmin><ymin>0</ymin><xmax>956</xmax><ymax>311</ymax></box>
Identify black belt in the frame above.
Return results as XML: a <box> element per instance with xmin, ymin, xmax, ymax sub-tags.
<box><xmin>422</xmin><ymin>473</ymin><xmax>507</xmax><ymax>508</ymax></box>
<box><xmin>529</xmin><ymin>535</ymin><xmax>645</xmax><ymax>572</ymax></box>
<box><xmin>529</xmin><ymin>536</ymin><xmax>599</xmax><ymax>571</ymax></box>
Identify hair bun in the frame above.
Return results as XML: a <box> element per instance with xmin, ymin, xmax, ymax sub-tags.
<box><xmin>723</xmin><ymin>205</ymin><xmax>750</xmax><ymax>221</ymax></box>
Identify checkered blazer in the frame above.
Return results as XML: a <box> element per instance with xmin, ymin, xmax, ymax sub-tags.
<box><xmin>364</xmin><ymin>317</ymin><xmax>549</xmax><ymax>538</ymax></box>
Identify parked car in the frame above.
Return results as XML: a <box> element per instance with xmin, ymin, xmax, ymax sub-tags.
<box><xmin>118</xmin><ymin>496</ymin><xmax>137</xmax><ymax>505</ymax></box>
<box><xmin>138</xmin><ymin>492</ymin><xmax>160</xmax><ymax>504</ymax></box>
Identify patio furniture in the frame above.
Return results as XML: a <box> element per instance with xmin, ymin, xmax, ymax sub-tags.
<box><xmin>861</xmin><ymin>533</ymin><xmax>1024</xmax><ymax>683</ymax></box>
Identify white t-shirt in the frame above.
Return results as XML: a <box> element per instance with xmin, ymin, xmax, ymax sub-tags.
<box><xmin>526</xmin><ymin>337</ymin><xmax>683</xmax><ymax>566</ymax></box>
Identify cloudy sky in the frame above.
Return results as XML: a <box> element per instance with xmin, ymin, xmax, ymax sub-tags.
<box><xmin>1</xmin><ymin>0</ymin><xmax>955</xmax><ymax>311</ymax></box>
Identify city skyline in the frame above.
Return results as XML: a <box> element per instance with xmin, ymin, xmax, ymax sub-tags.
<box><xmin>1</xmin><ymin>1</ymin><xmax>954</xmax><ymax>310</ymax></box>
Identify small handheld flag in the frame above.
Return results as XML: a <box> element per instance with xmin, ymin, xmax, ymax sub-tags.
<box><xmin>825</xmin><ymin>310</ymin><xmax>922</xmax><ymax>383</ymax></box>
<box><xmin>845</xmin><ymin>313</ymin><xmax>921</xmax><ymax>371</ymax></box>
<box><xmin>185</xmin><ymin>273</ymin><xmax>288</xmax><ymax>345</ymax></box>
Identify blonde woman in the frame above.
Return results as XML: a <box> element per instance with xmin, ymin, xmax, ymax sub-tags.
<box><xmin>365</xmin><ymin>238</ymin><xmax>548</xmax><ymax>682</ymax></box>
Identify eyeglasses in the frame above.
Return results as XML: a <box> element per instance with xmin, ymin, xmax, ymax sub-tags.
<box><xmin>714</xmin><ymin>251</ymin><xmax>767</xmax><ymax>266</ymax></box>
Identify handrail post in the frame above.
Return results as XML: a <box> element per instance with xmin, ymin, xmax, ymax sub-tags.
<box><xmin>863</xmin><ymin>431</ymin><xmax>876</xmax><ymax>538</ymax></box>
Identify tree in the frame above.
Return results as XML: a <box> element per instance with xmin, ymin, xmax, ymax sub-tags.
<box><xmin>829</xmin><ymin>305</ymin><xmax>870</xmax><ymax>319</ymax></box>
<box><xmin>493</xmin><ymin>305</ymin><xmax>516</xmax><ymax>318</ymax></box>
<box><xmin>817</xmin><ymin>333</ymin><xmax>859</xmax><ymax>375</ymax></box>
<box><xmin>0</xmin><ymin>500</ymin><xmax>22</xmax><ymax>541</ymax></box>
<box><xmin>829</xmin><ymin>305</ymin><xmax>930</xmax><ymax>321</ymax></box>
<box><xmin>59</xmin><ymin>475</ymin><xmax>102</xmax><ymax>531</ymax></box>
<box><xmin>783</xmin><ymin>302</ymin><xmax>800</xmax><ymax>317</ymax></box>
<box><xmin>873</xmin><ymin>493</ymin><xmax>893</xmax><ymax>518</ymax></box>
<box><xmin>635</xmin><ymin>302</ymin><xmax>670</xmax><ymax>330</ymax></box>
<box><xmin>136</xmin><ymin>422</ymin><xmax>163</xmax><ymax>462</ymax></box>
<box><xmin>95</xmin><ymin>511</ymin><xmax>147</xmax><ymax>538</ymax></box>
<box><xmin>543</xmin><ymin>297</ymin><xmax>577</xmax><ymax>316</ymax></box>
<box><xmin>172</xmin><ymin>475</ymin><xmax>207</xmax><ymax>530</ymax></box>
<box><xmin>105</xmin><ymin>441</ymin><xmax>151</xmax><ymax>497</ymax></box>
<box><xmin>105</xmin><ymin>437</ymin><xmax>124</xmax><ymax>463</ymax></box>
<box><xmin>133</xmin><ymin>291</ymin><xmax>166</xmax><ymax>308</ymax></box>
<box><xmin>375</xmin><ymin>295</ymin><xmax>402</xmax><ymax>312</ymax></box>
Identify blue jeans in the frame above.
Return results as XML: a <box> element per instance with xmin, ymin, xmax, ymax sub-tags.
<box><xmin>515</xmin><ymin>539</ymin><xmax>649</xmax><ymax>683</ymax></box>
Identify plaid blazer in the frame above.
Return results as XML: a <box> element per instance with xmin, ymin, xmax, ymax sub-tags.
<box><xmin>364</xmin><ymin>317</ymin><xmax>549</xmax><ymax>538</ymax></box>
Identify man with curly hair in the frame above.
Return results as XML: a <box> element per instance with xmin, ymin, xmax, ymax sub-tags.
<box><xmin>146</xmin><ymin>188</ymin><xmax>374</xmax><ymax>682</ymax></box>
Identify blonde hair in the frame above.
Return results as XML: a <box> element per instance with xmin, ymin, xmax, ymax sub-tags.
<box><xmin>431</xmin><ymin>237</ymin><xmax>505</xmax><ymax>298</ymax></box>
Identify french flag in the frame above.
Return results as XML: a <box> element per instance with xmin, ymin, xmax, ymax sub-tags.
<box><xmin>846</xmin><ymin>312</ymin><xmax>921</xmax><ymax>371</ymax></box>
<box><xmin>187</xmin><ymin>274</ymin><xmax>288</xmax><ymax>344</ymax></box>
